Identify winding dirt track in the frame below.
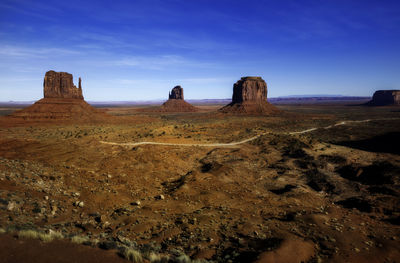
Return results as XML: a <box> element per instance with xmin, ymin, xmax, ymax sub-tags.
<box><xmin>100</xmin><ymin>118</ymin><xmax>399</xmax><ymax>148</ymax></box>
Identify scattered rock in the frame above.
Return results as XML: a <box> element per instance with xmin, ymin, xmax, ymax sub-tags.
<box><xmin>7</xmin><ymin>201</ymin><xmax>16</xmax><ymax>211</ymax></box>
<box><xmin>131</xmin><ymin>200</ymin><xmax>141</xmax><ymax>206</ymax></box>
<box><xmin>74</xmin><ymin>201</ymin><xmax>84</xmax><ymax>207</ymax></box>
<box><xmin>156</xmin><ymin>195</ymin><xmax>165</xmax><ymax>200</ymax></box>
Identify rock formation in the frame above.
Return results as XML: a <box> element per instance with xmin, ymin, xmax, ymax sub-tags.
<box><xmin>232</xmin><ymin>77</ymin><xmax>267</xmax><ymax>103</ymax></box>
<box><xmin>9</xmin><ymin>70</ymin><xmax>108</xmax><ymax>122</ymax></box>
<box><xmin>142</xmin><ymin>85</ymin><xmax>198</xmax><ymax>112</ymax></box>
<box><xmin>44</xmin><ymin>70</ymin><xmax>83</xmax><ymax>99</ymax></box>
<box><xmin>219</xmin><ymin>76</ymin><xmax>279</xmax><ymax>114</ymax></box>
<box><xmin>169</xmin><ymin>86</ymin><xmax>184</xmax><ymax>100</ymax></box>
<box><xmin>366</xmin><ymin>90</ymin><xmax>400</xmax><ymax>106</ymax></box>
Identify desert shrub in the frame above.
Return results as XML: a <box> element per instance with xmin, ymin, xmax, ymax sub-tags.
<box><xmin>175</xmin><ymin>254</ymin><xmax>191</xmax><ymax>263</ymax></box>
<box><xmin>38</xmin><ymin>233</ymin><xmax>55</xmax><ymax>242</ymax></box>
<box><xmin>149</xmin><ymin>253</ymin><xmax>169</xmax><ymax>263</ymax></box>
<box><xmin>38</xmin><ymin>230</ymin><xmax>63</xmax><ymax>242</ymax></box>
<box><xmin>71</xmin><ymin>235</ymin><xmax>89</xmax><ymax>244</ymax></box>
<box><xmin>0</xmin><ymin>228</ymin><xmax>6</xmax><ymax>234</ymax></box>
<box><xmin>18</xmin><ymin>229</ymin><xmax>63</xmax><ymax>242</ymax></box>
<box><xmin>18</xmin><ymin>230</ymin><xmax>39</xmax><ymax>239</ymax></box>
<box><xmin>123</xmin><ymin>248</ymin><xmax>143</xmax><ymax>263</ymax></box>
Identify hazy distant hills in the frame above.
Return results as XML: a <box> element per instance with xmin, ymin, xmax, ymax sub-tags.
<box><xmin>0</xmin><ymin>95</ymin><xmax>371</xmax><ymax>107</ymax></box>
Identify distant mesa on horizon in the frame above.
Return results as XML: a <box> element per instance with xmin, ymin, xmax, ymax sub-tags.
<box><xmin>219</xmin><ymin>76</ymin><xmax>280</xmax><ymax>115</ymax></box>
<box><xmin>8</xmin><ymin>70</ymin><xmax>108</xmax><ymax>122</ymax></box>
<box><xmin>366</xmin><ymin>90</ymin><xmax>400</xmax><ymax>106</ymax></box>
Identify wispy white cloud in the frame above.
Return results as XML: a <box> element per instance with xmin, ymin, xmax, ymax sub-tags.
<box><xmin>114</xmin><ymin>77</ymin><xmax>232</xmax><ymax>85</ymax></box>
<box><xmin>0</xmin><ymin>45</ymin><xmax>81</xmax><ymax>58</ymax></box>
<box><xmin>112</xmin><ymin>55</ymin><xmax>214</xmax><ymax>70</ymax></box>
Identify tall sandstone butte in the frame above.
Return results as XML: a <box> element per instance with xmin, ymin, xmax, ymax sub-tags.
<box><xmin>140</xmin><ymin>85</ymin><xmax>197</xmax><ymax>112</ymax></box>
<box><xmin>169</xmin><ymin>86</ymin><xmax>184</xmax><ymax>100</ymax></box>
<box><xmin>220</xmin><ymin>76</ymin><xmax>279</xmax><ymax>114</ymax></box>
<box><xmin>9</xmin><ymin>70</ymin><xmax>107</xmax><ymax>121</ymax></box>
<box><xmin>232</xmin><ymin>76</ymin><xmax>268</xmax><ymax>103</ymax></box>
<box><xmin>43</xmin><ymin>70</ymin><xmax>83</xmax><ymax>99</ymax></box>
<box><xmin>367</xmin><ymin>90</ymin><xmax>400</xmax><ymax>106</ymax></box>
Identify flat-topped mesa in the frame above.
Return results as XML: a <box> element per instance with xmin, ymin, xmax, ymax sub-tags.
<box><xmin>367</xmin><ymin>90</ymin><xmax>400</xmax><ymax>106</ymax></box>
<box><xmin>219</xmin><ymin>76</ymin><xmax>279</xmax><ymax>115</ymax></box>
<box><xmin>43</xmin><ymin>70</ymin><xmax>83</xmax><ymax>99</ymax></box>
<box><xmin>169</xmin><ymin>85</ymin><xmax>184</xmax><ymax>100</ymax></box>
<box><xmin>232</xmin><ymin>76</ymin><xmax>267</xmax><ymax>103</ymax></box>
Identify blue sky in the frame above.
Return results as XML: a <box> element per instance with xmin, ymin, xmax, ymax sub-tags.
<box><xmin>0</xmin><ymin>0</ymin><xmax>399</xmax><ymax>101</ymax></box>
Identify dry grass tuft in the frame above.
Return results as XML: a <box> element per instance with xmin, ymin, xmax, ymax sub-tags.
<box><xmin>0</xmin><ymin>228</ymin><xmax>6</xmax><ymax>234</ymax></box>
<box><xmin>18</xmin><ymin>230</ymin><xmax>39</xmax><ymax>239</ymax></box>
<box><xmin>123</xmin><ymin>248</ymin><xmax>143</xmax><ymax>263</ymax></box>
<box><xmin>149</xmin><ymin>253</ymin><xmax>169</xmax><ymax>263</ymax></box>
<box><xmin>176</xmin><ymin>255</ymin><xmax>191</xmax><ymax>263</ymax></box>
<box><xmin>18</xmin><ymin>229</ymin><xmax>63</xmax><ymax>242</ymax></box>
<box><xmin>71</xmin><ymin>235</ymin><xmax>89</xmax><ymax>244</ymax></box>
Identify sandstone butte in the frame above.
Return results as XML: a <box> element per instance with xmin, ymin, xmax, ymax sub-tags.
<box><xmin>8</xmin><ymin>70</ymin><xmax>108</xmax><ymax>122</ymax></box>
<box><xmin>219</xmin><ymin>76</ymin><xmax>280</xmax><ymax>114</ymax></box>
<box><xmin>366</xmin><ymin>90</ymin><xmax>400</xmax><ymax>106</ymax></box>
<box><xmin>157</xmin><ymin>85</ymin><xmax>198</xmax><ymax>112</ymax></box>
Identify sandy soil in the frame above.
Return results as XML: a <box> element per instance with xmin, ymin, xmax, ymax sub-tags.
<box><xmin>0</xmin><ymin>103</ymin><xmax>399</xmax><ymax>262</ymax></box>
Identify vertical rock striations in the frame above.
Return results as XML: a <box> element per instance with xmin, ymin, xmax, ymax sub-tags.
<box><xmin>232</xmin><ymin>77</ymin><xmax>267</xmax><ymax>103</ymax></box>
<box><xmin>169</xmin><ymin>86</ymin><xmax>184</xmax><ymax>100</ymax></box>
<box><xmin>141</xmin><ymin>85</ymin><xmax>197</xmax><ymax>112</ymax></box>
<box><xmin>220</xmin><ymin>76</ymin><xmax>279</xmax><ymax>114</ymax></box>
<box><xmin>43</xmin><ymin>70</ymin><xmax>83</xmax><ymax>99</ymax></box>
<box><xmin>9</xmin><ymin>70</ymin><xmax>108</xmax><ymax>122</ymax></box>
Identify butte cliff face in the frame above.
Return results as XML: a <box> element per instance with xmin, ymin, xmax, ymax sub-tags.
<box><xmin>9</xmin><ymin>71</ymin><xmax>107</xmax><ymax>122</ymax></box>
<box><xmin>169</xmin><ymin>86</ymin><xmax>184</xmax><ymax>100</ymax></box>
<box><xmin>220</xmin><ymin>76</ymin><xmax>279</xmax><ymax>114</ymax></box>
<box><xmin>161</xmin><ymin>85</ymin><xmax>197</xmax><ymax>112</ymax></box>
<box><xmin>141</xmin><ymin>85</ymin><xmax>197</xmax><ymax>112</ymax></box>
<box><xmin>44</xmin><ymin>70</ymin><xmax>83</xmax><ymax>99</ymax></box>
<box><xmin>367</xmin><ymin>90</ymin><xmax>400</xmax><ymax>106</ymax></box>
<box><xmin>232</xmin><ymin>77</ymin><xmax>267</xmax><ymax>103</ymax></box>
